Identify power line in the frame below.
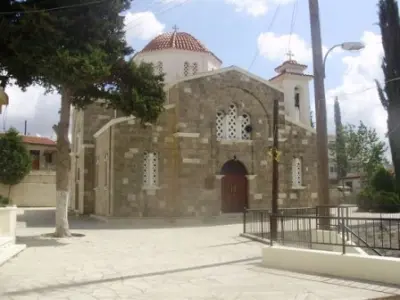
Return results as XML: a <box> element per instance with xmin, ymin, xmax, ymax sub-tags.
<box><xmin>125</xmin><ymin>0</ymin><xmax>190</xmax><ymax>32</ymax></box>
<box><xmin>287</xmin><ymin>0</ymin><xmax>298</xmax><ymax>56</ymax></box>
<box><xmin>0</xmin><ymin>0</ymin><xmax>107</xmax><ymax>15</ymax></box>
<box><xmin>248</xmin><ymin>2</ymin><xmax>282</xmax><ymax>71</ymax></box>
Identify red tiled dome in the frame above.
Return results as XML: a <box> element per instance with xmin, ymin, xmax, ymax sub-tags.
<box><xmin>140</xmin><ymin>31</ymin><xmax>222</xmax><ymax>63</ymax></box>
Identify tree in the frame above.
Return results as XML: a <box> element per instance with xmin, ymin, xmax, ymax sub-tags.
<box><xmin>376</xmin><ymin>0</ymin><xmax>400</xmax><ymax>191</ymax></box>
<box><xmin>333</xmin><ymin>97</ymin><xmax>348</xmax><ymax>182</ymax></box>
<box><xmin>1</xmin><ymin>1</ymin><xmax>166</xmax><ymax>237</ymax></box>
<box><xmin>329</xmin><ymin>121</ymin><xmax>387</xmax><ymax>185</ymax></box>
<box><xmin>0</xmin><ymin>128</ymin><xmax>31</xmax><ymax>200</ymax></box>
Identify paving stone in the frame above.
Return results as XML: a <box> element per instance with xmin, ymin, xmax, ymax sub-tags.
<box><xmin>0</xmin><ymin>211</ymin><xmax>399</xmax><ymax>300</ymax></box>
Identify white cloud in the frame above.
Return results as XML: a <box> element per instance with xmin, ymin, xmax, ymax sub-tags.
<box><xmin>257</xmin><ymin>32</ymin><xmax>333</xmax><ymax>65</ymax></box>
<box><xmin>124</xmin><ymin>11</ymin><xmax>165</xmax><ymax>42</ymax></box>
<box><xmin>225</xmin><ymin>0</ymin><xmax>294</xmax><ymax>17</ymax></box>
<box><xmin>326</xmin><ymin>31</ymin><xmax>386</xmax><ymax>141</ymax></box>
<box><xmin>1</xmin><ymin>84</ymin><xmax>60</xmax><ymax>137</ymax></box>
<box><xmin>258</xmin><ymin>32</ymin><xmax>313</xmax><ymax>63</ymax></box>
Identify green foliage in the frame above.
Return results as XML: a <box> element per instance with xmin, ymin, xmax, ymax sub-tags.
<box><xmin>334</xmin><ymin>98</ymin><xmax>348</xmax><ymax>180</ymax></box>
<box><xmin>0</xmin><ymin>0</ymin><xmax>166</xmax><ymax>121</ymax></box>
<box><xmin>0</xmin><ymin>128</ymin><xmax>31</xmax><ymax>186</ymax></box>
<box><xmin>329</xmin><ymin>121</ymin><xmax>387</xmax><ymax>184</ymax></box>
<box><xmin>357</xmin><ymin>188</ymin><xmax>400</xmax><ymax>212</ymax></box>
<box><xmin>371</xmin><ymin>167</ymin><xmax>396</xmax><ymax>193</ymax></box>
<box><xmin>0</xmin><ymin>195</ymin><xmax>10</xmax><ymax>207</ymax></box>
<box><xmin>377</xmin><ymin>0</ymin><xmax>400</xmax><ymax>190</ymax></box>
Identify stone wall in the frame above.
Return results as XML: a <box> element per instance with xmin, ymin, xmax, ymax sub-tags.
<box><xmin>0</xmin><ymin>171</ymin><xmax>56</xmax><ymax>207</ymax></box>
<box><xmin>98</xmin><ymin>69</ymin><xmax>318</xmax><ymax>218</ymax></box>
<box><xmin>107</xmin><ymin>109</ymin><xmax>179</xmax><ymax>217</ymax></box>
<box><xmin>94</xmin><ymin>127</ymin><xmax>111</xmax><ymax>216</ymax></box>
<box><xmin>83</xmin><ymin>103</ymin><xmax>115</xmax><ymax>144</ymax></box>
<box><xmin>168</xmin><ymin>69</ymin><xmax>318</xmax><ymax>213</ymax></box>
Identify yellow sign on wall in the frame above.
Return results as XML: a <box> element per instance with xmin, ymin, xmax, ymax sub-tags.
<box><xmin>268</xmin><ymin>147</ymin><xmax>281</xmax><ymax>162</ymax></box>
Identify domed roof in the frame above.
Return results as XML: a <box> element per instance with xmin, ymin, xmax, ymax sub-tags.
<box><xmin>140</xmin><ymin>31</ymin><xmax>222</xmax><ymax>63</ymax></box>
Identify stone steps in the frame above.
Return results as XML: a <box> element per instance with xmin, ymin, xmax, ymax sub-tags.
<box><xmin>0</xmin><ymin>237</ymin><xmax>26</xmax><ymax>267</ymax></box>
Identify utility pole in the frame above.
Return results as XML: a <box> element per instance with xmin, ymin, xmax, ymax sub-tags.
<box><xmin>308</xmin><ymin>0</ymin><xmax>330</xmax><ymax>220</ymax></box>
<box><xmin>270</xmin><ymin>98</ymin><xmax>279</xmax><ymax>240</ymax></box>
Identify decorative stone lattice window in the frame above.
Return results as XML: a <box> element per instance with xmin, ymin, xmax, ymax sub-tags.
<box><xmin>184</xmin><ymin>62</ymin><xmax>190</xmax><ymax>77</ymax></box>
<box><xmin>240</xmin><ymin>113</ymin><xmax>251</xmax><ymax>140</ymax></box>
<box><xmin>192</xmin><ymin>63</ymin><xmax>198</xmax><ymax>75</ymax></box>
<box><xmin>143</xmin><ymin>151</ymin><xmax>158</xmax><ymax>187</ymax></box>
<box><xmin>216</xmin><ymin>105</ymin><xmax>252</xmax><ymax>141</ymax></box>
<box><xmin>292</xmin><ymin>157</ymin><xmax>303</xmax><ymax>187</ymax></box>
<box><xmin>227</xmin><ymin>104</ymin><xmax>237</xmax><ymax>140</ymax></box>
<box><xmin>216</xmin><ymin>111</ymin><xmax>225</xmax><ymax>140</ymax></box>
<box><xmin>156</xmin><ymin>61</ymin><xmax>163</xmax><ymax>74</ymax></box>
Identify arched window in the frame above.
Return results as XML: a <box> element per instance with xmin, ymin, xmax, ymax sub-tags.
<box><xmin>240</xmin><ymin>113</ymin><xmax>251</xmax><ymax>140</ymax></box>
<box><xmin>227</xmin><ymin>104</ymin><xmax>237</xmax><ymax>140</ymax></box>
<box><xmin>292</xmin><ymin>157</ymin><xmax>303</xmax><ymax>187</ymax></box>
<box><xmin>184</xmin><ymin>62</ymin><xmax>190</xmax><ymax>77</ymax></box>
<box><xmin>156</xmin><ymin>61</ymin><xmax>163</xmax><ymax>74</ymax></box>
<box><xmin>192</xmin><ymin>62</ymin><xmax>198</xmax><ymax>75</ymax></box>
<box><xmin>216</xmin><ymin>111</ymin><xmax>225</xmax><ymax>140</ymax></box>
<box><xmin>294</xmin><ymin>86</ymin><xmax>301</xmax><ymax>121</ymax></box>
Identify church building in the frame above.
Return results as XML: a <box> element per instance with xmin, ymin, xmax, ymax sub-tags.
<box><xmin>69</xmin><ymin>29</ymin><xmax>319</xmax><ymax>217</ymax></box>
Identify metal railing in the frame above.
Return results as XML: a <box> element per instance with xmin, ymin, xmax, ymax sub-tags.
<box><xmin>243</xmin><ymin>207</ymin><xmax>400</xmax><ymax>257</ymax></box>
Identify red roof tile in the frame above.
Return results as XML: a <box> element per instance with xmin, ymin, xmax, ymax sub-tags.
<box><xmin>22</xmin><ymin>136</ymin><xmax>56</xmax><ymax>146</ymax></box>
<box><xmin>140</xmin><ymin>31</ymin><xmax>222</xmax><ymax>63</ymax></box>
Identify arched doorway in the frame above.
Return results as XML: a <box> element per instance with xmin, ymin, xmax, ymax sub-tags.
<box><xmin>220</xmin><ymin>159</ymin><xmax>248</xmax><ymax>213</ymax></box>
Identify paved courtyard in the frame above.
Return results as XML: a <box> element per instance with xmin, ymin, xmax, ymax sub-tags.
<box><xmin>0</xmin><ymin>209</ymin><xmax>399</xmax><ymax>300</ymax></box>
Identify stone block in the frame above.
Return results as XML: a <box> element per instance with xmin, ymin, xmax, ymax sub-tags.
<box><xmin>122</xmin><ymin>178</ymin><xmax>129</xmax><ymax>185</ymax></box>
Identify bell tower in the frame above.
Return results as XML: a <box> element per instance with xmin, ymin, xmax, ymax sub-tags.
<box><xmin>269</xmin><ymin>53</ymin><xmax>314</xmax><ymax>127</ymax></box>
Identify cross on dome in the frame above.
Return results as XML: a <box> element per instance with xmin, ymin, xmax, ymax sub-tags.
<box><xmin>172</xmin><ymin>25</ymin><xmax>179</xmax><ymax>32</ymax></box>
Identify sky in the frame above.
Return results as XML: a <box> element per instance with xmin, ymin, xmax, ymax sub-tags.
<box><xmin>1</xmin><ymin>0</ymin><xmax>386</xmax><ymax>145</ymax></box>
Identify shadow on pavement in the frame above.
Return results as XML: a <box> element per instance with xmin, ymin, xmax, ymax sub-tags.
<box><xmin>3</xmin><ymin>256</ymin><xmax>261</xmax><ymax>296</ymax></box>
<box><xmin>17</xmin><ymin>208</ymin><xmax>244</xmax><ymax>230</ymax></box>
<box><xmin>16</xmin><ymin>235</ymin><xmax>67</xmax><ymax>248</ymax></box>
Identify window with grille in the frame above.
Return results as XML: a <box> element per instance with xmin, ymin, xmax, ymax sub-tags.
<box><xmin>216</xmin><ymin>111</ymin><xmax>225</xmax><ymax>140</ymax></box>
<box><xmin>227</xmin><ymin>104</ymin><xmax>237</xmax><ymax>140</ymax></box>
<box><xmin>184</xmin><ymin>62</ymin><xmax>189</xmax><ymax>76</ymax></box>
<box><xmin>192</xmin><ymin>62</ymin><xmax>198</xmax><ymax>75</ymax></box>
<box><xmin>143</xmin><ymin>151</ymin><xmax>158</xmax><ymax>187</ymax></box>
<box><xmin>216</xmin><ymin>105</ymin><xmax>252</xmax><ymax>141</ymax></box>
<box><xmin>292</xmin><ymin>157</ymin><xmax>303</xmax><ymax>187</ymax></box>
<box><xmin>156</xmin><ymin>61</ymin><xmax>163</xmax><ymax>74</ymax></box>
<box><xmin>240</xmin><ymin>114</ymin><xmax>251</xmax><ymax>140</ymax></box>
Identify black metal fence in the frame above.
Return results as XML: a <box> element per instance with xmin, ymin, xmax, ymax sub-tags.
<box><xmin>243</xmin><ymin>206</ymin><xmax>400</xmax><ymax>257</ymax></box>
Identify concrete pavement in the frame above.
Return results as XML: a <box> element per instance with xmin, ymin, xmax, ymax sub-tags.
<box><xmin>0</xmin><ymin>208</ymin><xmax>399</xmax><ymax>299</ymax></box>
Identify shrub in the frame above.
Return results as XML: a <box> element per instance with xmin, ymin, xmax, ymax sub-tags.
<box><xmin>0</xmin><ymin>128</ymin><xmax>31</xmax><ymax>188</ymax></box>
<box><xmin>357</xmin><ymin>188</ymin><xmax>400</xmax><ymax>212</ymax></box>
<box><xmin>0</xmin><ymin>195</ymin><xmax>10</xmax><ymax>207</ymax></box>
<box><xmin>371</xmin><ymin>167</ymin><xmax>395</xmax><ymax>193</ymax></box>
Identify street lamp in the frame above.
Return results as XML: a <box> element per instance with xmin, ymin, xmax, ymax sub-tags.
<box><xmin>323</xmin><ymin>42</ymin><xmax>365</xmax><ymax>78</ymax></box>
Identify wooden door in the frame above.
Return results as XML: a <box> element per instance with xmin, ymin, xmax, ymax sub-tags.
<box><xmin>222</xmin><ymin>175</ymin><xmax>247</xmax><ymax>213</ymax></box>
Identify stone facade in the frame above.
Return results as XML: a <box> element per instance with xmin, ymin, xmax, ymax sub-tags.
<box><xmin>70</xmin><ymin>67</ymin><xmax>318</xmax><ymax>217</ymax></box>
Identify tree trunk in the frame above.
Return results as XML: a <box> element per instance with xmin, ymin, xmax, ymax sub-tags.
<box><xmin>388</xmin><ymin>108</ymin><xmax>400</xmax><ymax>191</ymax></box>
<box><xmin>54</xmin><ymin>86</ymin><xmax>72</xmax><ymax>237</ymax></box>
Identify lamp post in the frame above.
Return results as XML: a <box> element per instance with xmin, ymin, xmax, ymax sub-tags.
<box><xmin>323</xmin><ymin>42</ymin><xmax>365</xmax><ymax>78</ymax></box>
